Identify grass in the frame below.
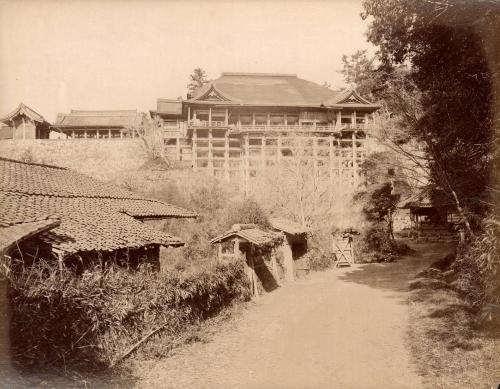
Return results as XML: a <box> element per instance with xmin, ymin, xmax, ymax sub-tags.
<box><xmin>407</xmin><ymin>262</ymin><xmax>500</xmax><ymax>388</ymax></box>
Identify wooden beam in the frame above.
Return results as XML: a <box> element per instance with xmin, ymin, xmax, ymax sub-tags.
<box><xmin>193</xmin><ymin>129</ymin><xmax>198</xmax><ymax>172</ymax></box>
<box><xmin>224</xmin><ymin>130</ymin><xmax>230</xmax><ymax>180</ymax></box>
<box><xmin>208</xmin><ymin>128</ymin><xmax>214</xmax><ymax>174</ymax></box>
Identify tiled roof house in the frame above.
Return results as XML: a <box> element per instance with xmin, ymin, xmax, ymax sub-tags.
<box><xmin>0</xmin><ymin>158</ymin><xmax>196</xmax><ymax>261</ymax></box>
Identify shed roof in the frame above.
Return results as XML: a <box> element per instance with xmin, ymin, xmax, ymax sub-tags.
<box><xmin>210</xmin><ymin>224</ymin><xmax>282</xmax><ymax>247</ymax></box>
<box><xmin>0</xmin><ymin>103</ymin><xmax>48</xmax><ymax>125</ymax></box>
<box><xmin>270</xmin><ymin>218</ymin><xmax>309</xmax><ymax>235</ymax></box>
<box><xmin>53</xmin><ymin>110</ymin><xmax>138</xmax><ymax>128</ymax></box>
<box><xmin>0</xmin><ymin>158</ymin><xmax>196</xmax><ymax>254</ymax></box>
<box><xmin>188</xmin><ymin>73</ymin><xmax>379</xmax><ymax>109</ymax></box>
<box><xmin>0</xmin><ymin>217</ymin><xmax>60</xmax><ymax>253</ymax></box>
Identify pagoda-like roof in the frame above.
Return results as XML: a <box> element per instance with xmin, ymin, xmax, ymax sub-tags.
<box><xmin>0</xmin><ymin>103</ymin><xmax>48</xmax><ymax>125</ymax></box>
<box><xmin>187</xmin><ymin>72</ymin><xmax>379</xmax><ymax>109</ymax></box>
<box><xmin>53</xmin><ymin>109</ymin><xmax>139</xmax><ymax>128</ymax></box>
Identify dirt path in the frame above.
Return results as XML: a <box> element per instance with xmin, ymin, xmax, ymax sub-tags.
<box><xmin>137</xmin><ymin>243</ymin><xmax>453</xmax><ymax>389</ymax></box>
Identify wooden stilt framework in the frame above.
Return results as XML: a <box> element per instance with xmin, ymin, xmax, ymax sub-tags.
<box><xmin>183</xmin><ymin>128</ymin><xmax>366</xmax><ymax>186</ymax></box>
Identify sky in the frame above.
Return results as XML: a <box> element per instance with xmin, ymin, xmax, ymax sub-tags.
<box><xmin>0</xmin><ymin>0</ymin><xmax>375</xmax><ymax>122</ymax></box>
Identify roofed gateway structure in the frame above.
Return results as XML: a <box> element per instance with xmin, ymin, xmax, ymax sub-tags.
<box><xmin>152</xmin><ymin>72</ymin><xmax>380</xmax><ymax>185</ymax></box>
<box><xmin>0</xmin><ymin>158</ymin><xmax>196</xmax><ymax>268</ymax></box>
<box><xmin>51</xmin><ymin>110</ymin><xmax>140</xmax><ymax>139</ymax></box>
<box><xmin>0</xmin><ymin>103</ymin><xmax>51</xmax><ymax>139</ymax></box>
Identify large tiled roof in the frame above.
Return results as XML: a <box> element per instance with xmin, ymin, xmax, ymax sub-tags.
<box><xmin>270</xmin><ymin>218</ymin><xmax>309</xmax><ymax>235</ymax></box>
<box><xmin>53</xmin><ymin>110</ymin><xmax>138</xmax><ymax>128</ymax></box>
<box><xmin>211</xmin><ymin>224</ymin><xmax>282</xmax><ymax>247</ymax></box>
<box><xmin>188</xmin><ymin>73</ymin><xmax>379</xmax><ymax>108</ymax></box>
<box><xmin>0</xmin><ymin>103</ymin><xmax>48</xmax><ymax>124</ymax></box>
<box><xmin>0</xmin><ymin>158</ymin><xmax>196</xmax><ymax>254</ymax></box>
<box><xmin>0</xmin><ymin>217</ymin><xmax>60</xmax><ymax>253</ymax></box>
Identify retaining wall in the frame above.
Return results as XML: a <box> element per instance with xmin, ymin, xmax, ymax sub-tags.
<box><xmin>0</xmin><ymin>139</ymin><xmax>147</xmax><ymax>180</ymax></box>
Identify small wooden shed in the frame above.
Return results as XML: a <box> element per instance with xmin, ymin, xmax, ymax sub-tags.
<box><xmin>269</xmin><ymin>218</ymin><xmax>309</xmax><ymax>280</ymax></box>
<box><xmin>211</xmin><ymin>224</ymin><xmax>283</xmax><ymax>296</ymax></box>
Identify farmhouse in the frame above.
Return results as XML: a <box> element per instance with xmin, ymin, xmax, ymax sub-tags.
<box><xmin>51</xmin><ymin>109</ymin><xmax>140</xmax><ymax>139</ymax></box>
<box><xmin>0</xmin><ymin>103</ymin><xmax>51</xmax><ymax>139</ymax></box>
<box><xmin>0</xmin><ymin>158</ymin><xmax>196</xmax><ymax>267</ymax></box>
<box><xmin>154</xmin><ymin>72</ymin><xmax>380</xmax><ymax>184</ymax></box>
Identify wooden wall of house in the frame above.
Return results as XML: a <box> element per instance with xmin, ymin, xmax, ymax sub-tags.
<box><xmin>11</xmin><ymin>117</ymin><xmax>36</xmax><ymax>140</ymax></box>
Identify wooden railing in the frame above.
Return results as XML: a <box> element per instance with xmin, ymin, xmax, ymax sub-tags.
<box><xmin>186</xmin><ymin>121</ymin><xmax>376</xmax><ymax>131</ymax></box>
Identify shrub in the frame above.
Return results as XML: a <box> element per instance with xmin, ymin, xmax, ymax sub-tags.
<box><xmin>307</xmin><ymin>249</ymin><xmax>334</xmax><ymax>271</ymax></box>
<box><xmin>358</xmin><ymin>224</ymin><xmax>413</xmax><ymax>262</ymax></box>
<box><xmin>221</xmin><ymin>198</ymin><xmax>271</xmax><ymax>229</ymax></box>
<box><xmin>3</xmin><ymin>256</ymin><xmax>251</xmax><ymax>371</ymax></box>
<box><xmin>453</xmin><ymin>219</ymin><xmax>500</xmax><ymax>311</ymax></box>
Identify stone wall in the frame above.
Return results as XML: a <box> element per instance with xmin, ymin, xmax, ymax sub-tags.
<box><xmin>0</xmin><ymin>139</ymin><xmax>147</xmax><ymax>181</ymax></box>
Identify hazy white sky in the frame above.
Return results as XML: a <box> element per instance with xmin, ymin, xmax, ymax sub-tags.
<box><xmin>0</xmin><ymin>0</ymin><xmax>374</xmax><ymax>122</ymax></box>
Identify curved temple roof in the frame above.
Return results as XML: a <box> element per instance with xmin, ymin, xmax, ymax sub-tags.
<box><xmin>0</xmin><ymin>103</ymin><xmax>48</xmax><ymax>125</ymax></box>
<box><xmin>188</xmin><ymin>73</ymin><xmax>380</xmax><ymax>109</ymax></box>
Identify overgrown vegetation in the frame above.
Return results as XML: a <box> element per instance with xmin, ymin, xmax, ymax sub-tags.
<box><xmin>3</xmin><ymin>255</ymin><xmax>250</xmax><ymax>371</ymax></box>
<box><xmin>408</xmin><ymin>241</ymin><xmax>499</xmax><ymax>388</ymax></box>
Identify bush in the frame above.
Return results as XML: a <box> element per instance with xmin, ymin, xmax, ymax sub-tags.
<box><xmin>221</xmin><ymin>198</ymin><xmax>271</xmax><ymax>229</ymax></box>
<box><xmin>453</xmin><ymin>219</ymin><xmax>500</xmax><ymax>311</ymax></box>
<box><xmin>358</xmin><ymin>224</ymin><xmax>413</xmax><ymax>262</ymax></box>
<box><xmin>307</xmin><ymin>249</ymin><xmax>334</xmax><ymax>271</ymax></box>
<box><xmin>4</xmin><ymin>256</ymin><xmax>251</xmax><ymax>371</ymax></box>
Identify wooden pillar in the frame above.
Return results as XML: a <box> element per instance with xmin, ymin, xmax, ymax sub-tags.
<box><xmin>338</xmin><ymin>139</ymin><xmax>342</xmax><ymax>185</ymax></box>
<box><xmin>252</xmin><ymin>112</ymin><xmax>255</xmax><ymax>126</ymax></box>
<box><xmin>176</xmin><ymin>137</ymin><xmax>181</xmax><ymax>160</ymax></box>
<box><xmin>364</xmin><ymin>112</ymin><xmax>369</xmax><ymax>130</ymax></box>
<box><xmin>237</xmin><ymin>113</ymin><xmax>241</xmax><ymax>129</ymax></box>
<box><xmin>312</xmin><ymin>137</ymin><xmax>318</xmax><ymax>178</ymax></box>
<box><xmin>193</xmin><ymin>129</ymin><xmax>198</xmax><ymax>172</ymax></box>
<box><xmin>352</xmin><ymin>131</ymin><xmax>357</xmax><ymax>185</ymax></box>
<box><xmin>84</xmin><ymin>130</ymin><xmax>88</xmax><ymax>139</ymax></box>
<box><xmin>72</xmin><ymin>130</ymin><xmax>75</xmax><ymax>139</ymax></box>
<box><xmin>208</xmin><ymin>128</ymin><xmax>214</xmax><ymax>174</ymax></box>
<box><xmin>284</xmin><ymin>113</ymin><xmax>288</xmax><ymax>127</ymax></box>
<box><xmin>267</xmin><ymin>112</ymin><xmax>271</xmax><ymax>127</ymax></box>
<box><xmin>224</xmin><ymin>130</ymin><xmax>230</xmax><ymax>180</ymax></box>
<box><xmin>353</xmin><ymin>111</ymin><xmax>357</xmax><ymax>129</ymax></box>
<box><xmin>108</xmin><ymin>129</ymin><xmax>111</xmax><ymax>139</ymax></box>
<box><xmin>337</xmin><ymin>111</ymin><xmax>342</xmax><ymax>129</ymax></box>
<box><xmin>225</xmin><ymin>108</ymin><xmax>229</xmax><ymax>126</ymax></box>
<box><xmin>244</xmin><ymin>133</ymin><xmax>250</xmax><ymax>197</ymax></box>
<box><xmin>95</xmin><ymin>129</ymin><xmax>99</xmax><ymax>139</ymax></box>
<box><xmin>187</xmin><ymin>106</ymin><xmax>191</xmax><ymax>124</ymax></box>
<box><xmin>277</xmin><ymin>133</ymin><xmax>282</xmax><ymax>163</ymax></box>
<box><xmin>249</xmin><ymin>245</ymin><xmax>259</xmax><ymax>297</ymax></box>
<box><xmin>280</xmin><ymin>237</ymin><xmax>294</xmax><ymax>282</ymax></box>
<box><xmin>208</xmin><ymin>107</ymin><xmax>212</xmax><ymax>126</ymax></box>
<box><xmin>261</xmin><ymin>135</ymin><xmax>266</xmax><ymax>168</ymax></box>
<box><xmin>329</xmin><ymin>136</ymin><xmax>334</xmax><ymax>181</ymax></box>
<box><xmin>57</xmin><ymin>252</ymin><xmax>65</xmax><ymax>280</ymax></box>
<box><xmin>234</xmin><ymin>238</ymin><xmax>240</xmax><ymax>259</ymax></box>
